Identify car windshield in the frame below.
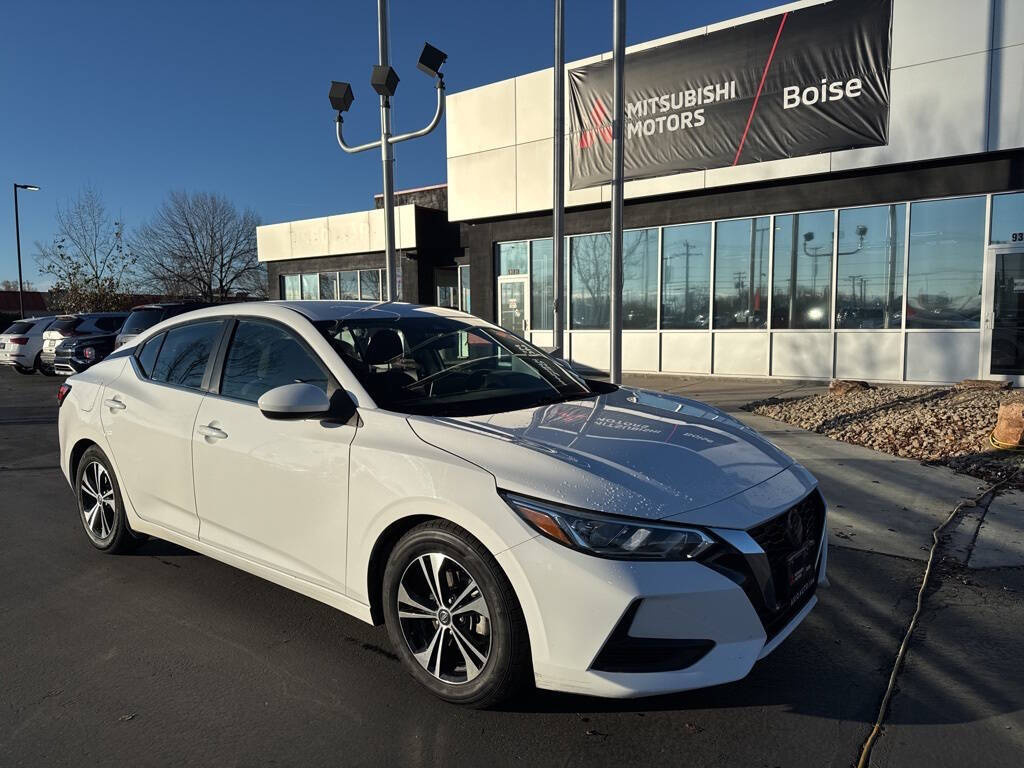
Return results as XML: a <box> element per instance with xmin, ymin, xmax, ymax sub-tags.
<box><xmin>121</xmin><ymin>308</ymin><xmax>164</xmax><ymax>334</ymax></box>
<box><xmin>316</xmin><ymin>316</ymin><xmax>595</xmax><ymax>416</ymax></box>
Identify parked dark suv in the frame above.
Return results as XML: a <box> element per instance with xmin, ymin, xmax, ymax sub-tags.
<box><xmin>44</xmin><ymin>313</ymin><xmax>129</xmax><ymax>375</ymax></box>
<box><xmin>114</xmin><ymin>302</ymin><xmax>210</xmax><ymax>349</ymax></box>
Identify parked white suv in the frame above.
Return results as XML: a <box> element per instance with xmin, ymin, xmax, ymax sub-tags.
<box><xmin>0</xmin><ymin>316</ymin><xmax>56</xmax><ymax>374</ymax></box>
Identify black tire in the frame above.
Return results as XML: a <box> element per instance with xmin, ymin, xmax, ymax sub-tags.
<box><xmin>382</xmin><ymin>520</ymin><xmax>531</xmax><ymax>708</ymax></box>
<box><xmin>14</xmin><ymin>365</ymin><xmax>35</xmax><ymax>375</ymax></box>
<box><xmin>74</xmin><ymin>446</ymin><xmax>140</xmax><ymax>554</ymax></box>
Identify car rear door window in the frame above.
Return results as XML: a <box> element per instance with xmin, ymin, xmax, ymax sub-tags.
<box><xmin>220</xmin><ymin>320</ymin><xmax>328</xmax><ymax>403</ymax></box>
<box><xmin>95</xmin><ymin>316</ymin><xmax>127</xmax><ymax>332</ymax></box>
<box><xmin>150</xmin><ymin>321</ymin><xmax>223</xmax><ymax>390</ymax></box>
<box><xmin>136</xmin><ymin>333</ymin><xmax>165</xmax><ymax>378</ymax></box>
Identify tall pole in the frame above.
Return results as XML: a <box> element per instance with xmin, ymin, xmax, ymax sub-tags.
<box><xmin>377</xmin><ymin>0</ymin><xmax>398</xmax><ymax>302</ymax></box>
<box><xmin>608</xmin><ymin>0</ymin><xmax>626</xmax><ymax>384</ymax></box>
<box><xmin>552</xmin><ymin>0</ymin><xmax>565</xmax><ymax>355</ymax></box>
<box><xmin>13</xmin><ymin>184</ymin><xmax>24</xmax><ymax>319</ymax></box>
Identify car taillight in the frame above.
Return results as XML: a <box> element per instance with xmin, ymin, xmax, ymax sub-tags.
<box><xmin>10</xmin><ymin>337</ymin><xmax>29</xmax><ymax>345</ymax></box>
<box><xmin>57</xmin><ymin>383</ymin><xmax>72</xmax><ymax>407</ymax></box>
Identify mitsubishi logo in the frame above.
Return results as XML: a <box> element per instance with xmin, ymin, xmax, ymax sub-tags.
<box><xmin>579</xmin><ymin>98</ymin><xmax>613</xmax><ymax>148</ymax></box>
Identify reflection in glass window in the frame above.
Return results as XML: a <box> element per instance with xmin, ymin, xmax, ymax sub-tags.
<box><xmin>151</xmin><ymin>321</ymin><xmax>222</xmax><ymax>390</ymax></box>
<box><xmin>282</xmin><ymin>274</ymin><xmax>301</xmax><ymax>300</ymax></box>
<box><xmin>497</xmin><ymin>242</ymin><xmax>528</xmax><ymax>276</ymax></box>
<box><xmin>221</xmin><ymin>320</ymin><xmax>328</xmax><ymax>402</ymax></box>
<box><xmin>772</xmin><ymin>211</ymin><xmax>834</xmax><ymax>329</ymax></box>
<box><xmin>991</xmin><ymin>192</ymin><xmax>1024</xmax><ymax>244</ymax></box>
<box><xmin>835</xmin><ymin>205</ymin><xmax>905</xmax><ymax>329</ymax></box>
<box><xmin>622</xmin><ymin>229</ymin><xmax>657</xmax><ymax>329</ymax></box>
<box><xmin>531</xmin><ymin>239</ymin><xmax>553</xmax><ymax>330</ymax></box>
<box><xmin>570</xmin><ymin>234</ymin><xmax>610</xmax><ymax>329</ymax></box>
<box><xmin>360</xmin><ymin>270</ymin><xmax>382</xmax><ymax>301</ymax></box>
<box><xmin>662</xmin><ymin>223</ymin><xmax>711</xmax><ymax>329</ymax></box>
<box><xmin>458</xmin><ymin>265</ymin><xmax>471</xmax><ymax>313</ymax></box>
<box><xmin>319</xmin><ymin>272</ymin><xmax>337</xmax><ymax>300</ymax></box>
<box><xmin>713</xmin><ymin>218</ymin><xmax>769</xmax><ymax>329</ymax></box>
<box><xmin>301</xmin><ymin>273</ymin><xmax>319</xmax><ymax>300</ymax></box>
<box><xmin>338</xmin><ymin>270</ymin><xmax>359</xmax><ymax>299</ymax></box>
<box><xmin>907</xmin><ymin>197</ymin><xmax>985</xmax><ymax>328</ymax></box>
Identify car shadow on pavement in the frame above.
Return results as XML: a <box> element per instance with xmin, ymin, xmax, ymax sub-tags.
<box><xmin>127</xmin><ymin>538</ymin><xmax>198</xmax><ymax>557</ymax></box>
<box><xmin>498</xmin><ymin>547</ymin><xmax>1024</xmax><ymax>728</ymax></box>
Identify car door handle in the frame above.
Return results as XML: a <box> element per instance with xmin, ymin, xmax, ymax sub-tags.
<box><xmin>197</xmin><ymin>424</ymin><xmax>228</xmax><ymax>440</ymax></box>
<box><xmin>103</xmin><ymin>397</ymin><xmax>126</xmax><ymax>411</ymax></box>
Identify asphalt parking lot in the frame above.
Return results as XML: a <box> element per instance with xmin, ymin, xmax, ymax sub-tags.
<box><xmin>1</xmin><ymin>370</ymin><xmax>1022</xmax><ymax>767</ymax></box>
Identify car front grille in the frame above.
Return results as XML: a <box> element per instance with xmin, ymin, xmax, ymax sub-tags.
<box><xmin>747</xmin><ymin>490</ymin><xmax>826</xmax><ymax>638</ymax></box>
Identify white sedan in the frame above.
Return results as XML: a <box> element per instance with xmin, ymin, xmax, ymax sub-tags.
<box><xmin>58</xmin><ymin>301</ymin><xmax>827</xmax><ymax>706</ymax></box>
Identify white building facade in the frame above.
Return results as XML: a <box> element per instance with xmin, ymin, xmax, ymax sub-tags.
<box><xmin>446</xmin><ymin>0</ymin><xmax>1024</xmax><ymax>384</ymax></box>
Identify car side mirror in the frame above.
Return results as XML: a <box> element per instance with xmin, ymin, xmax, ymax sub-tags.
<box><xmin>258</xmin><ymin>383</ymin><xmax>332</xmax><ymax>420</ymax></box>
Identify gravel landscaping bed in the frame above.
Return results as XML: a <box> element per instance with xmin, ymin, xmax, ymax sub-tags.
<box><xmin>745</xmin><ymin>384</ymin><xmax>1024</xmax><ymax>488</ymax></box>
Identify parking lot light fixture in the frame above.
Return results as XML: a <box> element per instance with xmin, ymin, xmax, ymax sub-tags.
<box><xmin>13</xmin><ymin>183</ymin><xmax>41</xmax><ymax>321</ymax></box>
<box><xmin>328</xmin><ymin>0</ymin><xmax>448</xmax><ymax>304</ymax></box>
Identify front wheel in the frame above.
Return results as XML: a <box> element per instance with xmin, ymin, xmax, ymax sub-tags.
<box><xmin>382</xmin><ymin>521</ymin><xmax>531</xmax><ymax>708</ymax></box>
<box><xmin>75</xmin><ymin>446</ymin><xmax>139</xmax><ymax>553</ymax></box>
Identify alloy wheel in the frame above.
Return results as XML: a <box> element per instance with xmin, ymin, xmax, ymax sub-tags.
<box><xmin>396</xmin><ymin>552</ymin><xmax>491</xmax><ymax>685</ymax></box>
<box><xmin>80</xmin><ymin>460</ymin><xmax>116</xmax><ymax>542</ymax></box>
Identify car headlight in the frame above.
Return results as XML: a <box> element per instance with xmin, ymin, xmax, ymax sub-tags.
<box><xmin>502</xmin><ymin>492</ymin><xmax>715</xmax><ymax>561</ymax></box>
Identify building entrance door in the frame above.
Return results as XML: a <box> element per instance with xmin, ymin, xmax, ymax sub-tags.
<box><xmin>497</xmin><ymin>276</ymin><xmax>530</xmax><ymax>338</ymax></box>
<box><xmin>982</xmin><ymin>246</ymin><xmax>1024</xmax><ymax>383</ymax></box>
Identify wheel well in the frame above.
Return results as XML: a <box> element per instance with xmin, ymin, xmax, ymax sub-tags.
<box><xmin>69</xmin><ymin>439</ymin><xmax>99</xmax><ymax>482</ymax></box>
<box><xmin>366</xmin><ymin>515</ymin><xmax>437</xmax><ymax>625</ymax></box>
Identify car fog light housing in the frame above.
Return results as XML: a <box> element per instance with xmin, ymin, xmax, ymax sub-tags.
<box><xmin>502</xmin><ymin>492</ymin><xmax>715</xmax><ymax>561</ymax></box>
<box><xmin>82</xmin><ymin>347</ymin><xmax>96</xmax><ymax>360</ymax></box>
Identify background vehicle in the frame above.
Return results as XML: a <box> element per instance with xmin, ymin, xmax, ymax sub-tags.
<box><xmin>42</xmin><ymin>313</ymin><xmax>128</xmax><ymax>375</ymax></box>
<box><xmin>0</xmin><ymin>316</ymin><xmax>55</xmax><ymax>374</ymax></box>
<box><xmin>115</xmin><ymin>302</ymin><xmax>210</xmax><ymax>349</ymax></box>
<box><xmin>58</xmin><ymin>301</ymin><xmax>826</xmax><ymax>707</ymax></box>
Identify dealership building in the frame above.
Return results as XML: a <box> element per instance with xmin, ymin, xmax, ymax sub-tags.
<box><xmin>258</xmin><ymin>0</ymin><xmax>1024</xmax><ymax>384</ymax></box>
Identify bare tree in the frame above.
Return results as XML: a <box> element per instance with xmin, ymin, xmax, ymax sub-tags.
<box><xmin>133</xmin><ymin>191</ymin><xmax>266</xmax><ymax>301</ymax></box>
<box><xmin>34</xmin><ymin>186</ymin><xmax>136</xmax><ymax>312</ymax></box>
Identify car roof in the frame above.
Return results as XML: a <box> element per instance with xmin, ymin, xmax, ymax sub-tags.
<box><xmin>129</xmin><ymin>301</ymin><xmax>206</xmax><ymax>311</ymax></box>
<box><xmin>271</xmin><ymin>300</ymin><xmax>477</xmax><ymax>323</ymax></box>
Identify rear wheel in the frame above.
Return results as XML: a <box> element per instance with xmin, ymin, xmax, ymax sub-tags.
<box><xmin>382</xmin><ymin>521</ymin><xmax>530</xmax><ymax>708</ymax></box>
<box><xmin>75</xmin><ymin>446</ymin><xmax>139</xmax><ymax>553</ymax></box>
<box><xmin>14</xmin><ymin>364</ymin><xmax>34</xmax><ymax>375</ymax></box>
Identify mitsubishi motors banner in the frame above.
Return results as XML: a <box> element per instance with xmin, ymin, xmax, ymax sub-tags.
<box><xmin>568</xmin><ymin>0</ymin><xmax>892</xmax><ymax>189</ymax></box>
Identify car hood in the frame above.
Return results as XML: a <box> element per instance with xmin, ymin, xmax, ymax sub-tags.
<box><xmin>407</xmin><ymin>387</ymin><xmax>801</xmax><ymax>527</ymax></box>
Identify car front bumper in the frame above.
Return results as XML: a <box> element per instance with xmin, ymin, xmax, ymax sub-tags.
<box><xmin>496</xmin><ymin>511</ymin><xmax>827</xmax><ymax>698</ymax></box>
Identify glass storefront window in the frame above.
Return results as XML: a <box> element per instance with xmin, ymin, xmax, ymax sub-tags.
<box><xmin>835</xmin><ymin>205</ymin><xmax>905</xmax><ymax>329</ymax></box>
<box><xmin>301</xmin><ymin>273</ymin><xmax>319</xmax><ymax>300</ymax></box>
<box><xmin>497</xmin><ymin>242</ymin><xmax>528</xmax><ymax>276</ymax></box>
<box><xmin>662</xmin><ymin>223</ymin><xmax>711</xmax><ymax>329</ymax></box>
<box><xmin>713</xmin><ymin>218</ymin><xmax>769</xmax><ymax>329</ymax></box>
<box><xmin>907</xmin><ymin>196</ymin><xmax>985</xmax><ymax>328</ymax></box>
<box><xmin>570</xmin><ymin>234</ymin><xmax>610</xmax><ymax>329</ymax></box>
<box><xmin>622</xmin><ymin>229</ymin><xmax>658</xmax><ymax>329</ymax></box>
<box><xmin>772</xmin><ymin>211</ymin><xmax>834</xmax><ymax>329</ymax></box>
<box><xmin>458</xmin><ymin>265</ymin><xmax>471</xmax><ymax>313</ymax></box>
<box><xmin>338</xmin><ymin>270</ymin><xmax>359</xmax><ymax>299</ymax></box>
<box><xmin>319</xmin><ymin>272</ymin><xmax>338</xmax><ymax>300</ymax></box>
<box><xmin>531</xmin><ymin>239</ymin><xmax>553</xmax><ymax>330</ymax></box>
<box><xmin>991</xmin><ymin>192</ymin><xmax>1024</xmax><ymax>244</ymax></box>
<box><xmin>281</xmin><ymin>274</ymin><xmax>301</xmax><ymax>300</ymax></box>
<box><xmin>360</xmin><ymin>269</ymin><xmax>382</xmax><ymax>301</ymax></box>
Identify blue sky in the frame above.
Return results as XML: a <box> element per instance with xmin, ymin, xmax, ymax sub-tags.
<box><xmin>1</xmin><ymin>0</ymin><xmax>777</xmax><ymax>287</ymax></box>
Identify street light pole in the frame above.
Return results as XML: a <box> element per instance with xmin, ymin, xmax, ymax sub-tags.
<box><xmin>12</xmin><ymin>183</ymin><xmax>40</xmax><ymax>320</ymax></box>
<box><xmin>552</xmin><ymin>0</ymin><xmax>565</xmax><ymax>356</ymax></box>
<box><xmin>608</xmin><ymin>0</ymin><xmax>626</xmax><ymax>384</ymax></box>
<box><xmin>376</xmin><ymin>0</ymin><xmax>398</xmax><ymax>303</ymax></box>
<box><xmin>330</xmin><ymin>5</ymin><xmax>447</xmax><ymax>304</ymax></box>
